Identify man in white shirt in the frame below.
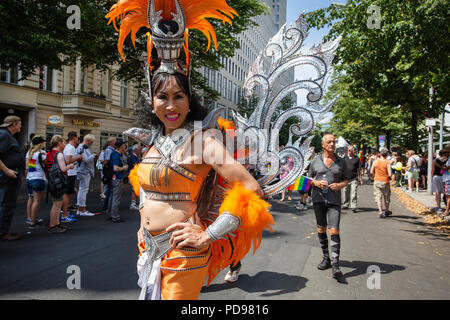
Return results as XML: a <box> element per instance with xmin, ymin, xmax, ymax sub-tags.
<box><xmin>406</xmin><ymin>150</ymin><xmax>422</xmax><ymax>193</ymax></box>
<box><xmin>62</xmin><ymin>132</ymin><xmax>82</xmax><ymax>222</ymax></box>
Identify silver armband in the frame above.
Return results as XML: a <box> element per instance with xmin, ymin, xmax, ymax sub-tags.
<box><xmin>139</xmin><ymin>187</ymin><xmax>145</xmax><ymax>210</ymax></box>
<box><xmin>206</xmin><ymin>212</ymin><xmax>241</xmax><ymax>242</ymax></box>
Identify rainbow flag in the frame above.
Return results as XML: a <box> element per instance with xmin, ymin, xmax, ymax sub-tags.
<box><xmin>28</xmin><ymin>159</ymin><xmax>37</xmax><ymax>172</ymax></box>
<box><xmin>289</xmin><ymin>176</ymin><xmax>312</xmax><ymax>192</ymax></box>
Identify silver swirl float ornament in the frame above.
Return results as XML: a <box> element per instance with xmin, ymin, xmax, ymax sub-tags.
<box><xmin>234</xmin><ymin>13</ymin><xmax>341</xmax><ymax>196</ymax></box>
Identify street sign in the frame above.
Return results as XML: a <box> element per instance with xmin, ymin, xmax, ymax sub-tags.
<box><xmin>425</xmin><ymin>119</ymin><xmax>436</xmax><ymax>126</ymax></box>
<box><xmin>379</xmin><ymin>135</ymin><xmax>385</xmax><ymax>148</ymax></box>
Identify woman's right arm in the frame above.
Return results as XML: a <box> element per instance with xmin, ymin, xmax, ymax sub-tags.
<box><xmin>57</xmin><ymin>153</ymin><xmax>73</xmax><ymax>173</ymax></box>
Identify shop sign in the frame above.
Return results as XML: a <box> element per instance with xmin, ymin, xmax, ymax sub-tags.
<box><xmin>48</xmin><ymin>114</ymin><xmax>64</xmax><ymax>125</ymax></box>
<box><xmin>72</xmin><ymin>119</ymin><xmax>100</xmax><ymax>127</ymax></box>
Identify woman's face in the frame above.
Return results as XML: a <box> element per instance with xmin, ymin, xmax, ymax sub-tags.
<box><xmin>153</xmin><ymin>76</ymin><xmax>189</xmax><ymax>135</ymax></box>
<box><xmin>58</xmin><ymin>140</ymin><xmax>66</xmax><ymax>151</ymax></box>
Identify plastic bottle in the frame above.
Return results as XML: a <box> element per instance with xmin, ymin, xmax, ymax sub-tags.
<box><xmin>322</xmin><ymin>174</ymin><xmax>328</xmax><ymax>194</ymax></box>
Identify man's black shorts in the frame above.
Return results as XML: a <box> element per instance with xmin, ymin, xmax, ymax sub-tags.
<box><xmin>64</xmin><ymin>176</ymin><xmax>77</xmax><ymax>195</ymax></box>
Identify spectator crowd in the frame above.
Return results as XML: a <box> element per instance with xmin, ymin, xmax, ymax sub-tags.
<box><xmin>280</xmin><ymin>140</ymin><xmax>450</xmax><ymax>221</ymax></box>
<box><xmin>0</xmin><ymin>115</ymin><xmax>144</xmax><ymax>240</ymax></box>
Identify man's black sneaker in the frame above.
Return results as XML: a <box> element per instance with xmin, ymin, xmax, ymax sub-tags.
<box><xmin>332</xmin><ymin>265</ymin><xmax>344</xmax><ymax>279</ymax></box>
<box><xmin>317</xmin><ymin>257</ymin><xmax>332</xmax><ymax>270</ymax></box>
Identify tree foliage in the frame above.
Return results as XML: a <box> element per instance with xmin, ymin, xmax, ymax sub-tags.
<box><xmin>307</xmin><ymin>0</ymin><xmax>449</xmax><ymax>150</ymax></box>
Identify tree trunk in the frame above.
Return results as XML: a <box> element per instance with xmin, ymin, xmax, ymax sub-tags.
<box><xmin>386</xmin><ymin>130</ymin><xmax>391</xmax><ymax>150</ymax></box>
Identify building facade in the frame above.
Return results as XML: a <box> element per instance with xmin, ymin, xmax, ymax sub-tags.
<box><xmin>0</xmin><ymin>59</ymin><xmax>139</xmax><ymax>152</ymax></box>
<box><xmin>201</xmin><ymin>0</ymin><xmax>294</xmax><ymax>116</ymax></box>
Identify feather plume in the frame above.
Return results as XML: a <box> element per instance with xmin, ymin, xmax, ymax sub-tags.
<box><xmin>106</xmin><ymin>0</ymin><xmax>238</xmax><ymax>65</ymax></box>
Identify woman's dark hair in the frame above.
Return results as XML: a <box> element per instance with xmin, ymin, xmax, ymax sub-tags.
<box><xmin>135</xmin><ymin>71</ymin><xmax>208</xmax><ymax>129</ymax></box>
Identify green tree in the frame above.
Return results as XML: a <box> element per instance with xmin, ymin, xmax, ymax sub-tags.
<box><xmin>325</xmin><ymin>71</ymin><xmax>415</xmax><ymax>150</ymax></box>
<box><xmin>307</xmin><ymin>0</ymin><xmax>449</xmax><ymax>150</ymax></box>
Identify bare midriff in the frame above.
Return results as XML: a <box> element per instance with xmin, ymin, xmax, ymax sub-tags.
<box><xmin>139</xmin><ymin>145</ymin><xmax>208</xmax><ymax>233</ymax></box>
<box><xmin>140</xmin><ymin>200</ymin><xmax>197</xmax><ymax>233</ymax></box>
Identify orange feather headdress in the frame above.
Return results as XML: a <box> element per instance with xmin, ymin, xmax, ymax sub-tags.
<box><xmin>105</xmin><ymin>0</ymin><xmax>238</xmax><ymax>71</ymax></box>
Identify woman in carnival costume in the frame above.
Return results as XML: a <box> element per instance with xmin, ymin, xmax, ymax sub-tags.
<box><xmin>106</xmin><ymin>0</ymin><xmax>275</xmax><ymax>300</ymax></box>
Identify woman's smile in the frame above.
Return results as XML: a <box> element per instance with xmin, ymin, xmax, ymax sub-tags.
<box><xmin>166</xmin><ymin>113</ymin><xmax>181</xmax><ymax>122</ymax></box>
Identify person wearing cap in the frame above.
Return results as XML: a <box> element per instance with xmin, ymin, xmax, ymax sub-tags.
<box><xmin>0</xmin><ymin>115</ymin><xmax>25</xmax><ymax>241</ymax></box>
<box><xmin>107</xmin><ymin>139</ymin><xmax>128</xmax><ymax>222</ymax></box>
<box><xmin>25</xmin><ymin>136</ymin><xmax>47</xmax><ymax>228</ymax></box>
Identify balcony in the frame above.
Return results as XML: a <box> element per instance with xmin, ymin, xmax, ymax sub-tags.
<box><xmin>62</xmin><ymin>93</ymin><xmax>112</xmax><ymax>119</ymax></box>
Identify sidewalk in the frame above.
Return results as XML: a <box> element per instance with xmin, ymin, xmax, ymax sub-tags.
<box><xmin>390</xmin><ymin>185</ymin><xmax>450</xmax><ymax>233</ymax></box>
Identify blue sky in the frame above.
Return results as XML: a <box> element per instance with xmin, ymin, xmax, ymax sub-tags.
<box><xmin>286</xmin><ymin>0</ymin><xmax>339</xmax><ymax>46</ymax></box>
<box><xmin>285</xmin><ymin>0</ymin><xmax>344</xmax><ymax>124</ymax></box>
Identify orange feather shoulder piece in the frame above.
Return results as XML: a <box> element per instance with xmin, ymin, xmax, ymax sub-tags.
<box><xmin>128</xmin><ymin>164</ymin><xmax>140</xmax><ymax>197</ymax></box>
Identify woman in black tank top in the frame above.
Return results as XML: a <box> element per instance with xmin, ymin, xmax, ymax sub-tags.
<box><xmin>435</xmin><ymin>158</ymin><xmax>445</xmax><ymax>176</ymax></box>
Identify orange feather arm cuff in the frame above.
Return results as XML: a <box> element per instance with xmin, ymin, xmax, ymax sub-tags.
<box><xmin>204</xmin><ymin>183</ymin><xmax>275</xmax><ymax>285</ymax></box>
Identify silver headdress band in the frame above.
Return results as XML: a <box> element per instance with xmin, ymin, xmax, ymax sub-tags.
<box><xmin>148</xmin><ymin>0</ymin><xmax>187</xmax><ymax>77</ymax></box>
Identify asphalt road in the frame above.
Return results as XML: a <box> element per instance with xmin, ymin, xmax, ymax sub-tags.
<box><xmin>0</xmin><ymin>180</ymin><xmax>449</xmax><ymax>300</ymax></box>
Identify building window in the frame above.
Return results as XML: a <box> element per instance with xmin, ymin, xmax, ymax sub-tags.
<box><xmin>45</xmin><ymin>126</ymin><xmax>64</xmax><ymax>151</ymax></box>
<box><xmin>120</xmin><ymin>80</ymin><xmax>128</xmax><ymax>108</ymax></box>
<box><xmin>99</xmin><ymin>70</ymin><xmax>109</xmax><ymax>98</ymax></box>
<box><xmin>81</xmin><ymin>68</ymin><xmax>87</xmax><ymax>93</ymax></box>
<box><xmin>228</xmin><ymin>80</ymin><xmax>232</xmax><ymax>101</ymax></box>
<box><xmin>39</xmin><ymin>66</ymin><xmax>54</xmax><ymax>91</ymax></box>
<box><xmin>218</xmin><ymin>74</ymin><xmax>223</xmax><ymax>96</ymax></box>
<box><xmin>210</xmin><ymin>70</ymin><xmax>216</xmax><ymax>90</ymax></box>
<box><xmin>223</xmin><ymin>76</ymin><xmax>228</xmax><ymax>98</ymax></box>
<box><xmin>0</xmin><ymin>64</ymin><xmax>20</xmax><ymax>84</ymax></box>
<box><xmin>238</xmin><ymin>87</ymin><xmax>242</xmax><ymax>104</ymax></box>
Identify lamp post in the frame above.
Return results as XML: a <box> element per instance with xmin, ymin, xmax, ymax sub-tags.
<box><xmin>427</xmin><ymin>87</ymin><xmax>434</xmax><ymax>195</ymax></box>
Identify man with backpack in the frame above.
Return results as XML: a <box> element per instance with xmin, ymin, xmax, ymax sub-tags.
<box><xmin>107</xmin><ymin>139</ymin><xmax>128</xmax><ymax>223</ymax></box>
<box><xmin>101</xmin><ymin>137</ymin><xmax>117</xmax><ymax>213</ymax></box>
